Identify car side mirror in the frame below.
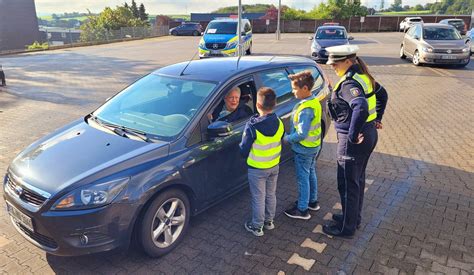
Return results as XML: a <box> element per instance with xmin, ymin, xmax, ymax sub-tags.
<box><xmin>308</xmin><ymin>36</ymin><xmax>314</xmax><ymax>40</ymax></box>
<box><xmin>207</xmin><ymin>121</ymin><xmax>233</xmax><ymax>138</ymax></box>
<box><xmin>348</xmin><ymin>36</ymin><xmax>354</xmax><ymax>40</ymax></box>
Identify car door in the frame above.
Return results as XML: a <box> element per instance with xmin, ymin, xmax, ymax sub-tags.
<box><xmin>404</xmin><ymin>26</ymin><xmax>417</xmax><ymax>56</ymax></box>
<box><xmin>180</xmin><ymin>76</ymin><xmax>257</xmax><ymax>205</ymax></box>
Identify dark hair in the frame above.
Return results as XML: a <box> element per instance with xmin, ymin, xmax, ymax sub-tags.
<box><xmin>351</xmin><ymin>56</ymin><xmax>375</xmax><ymax>90</ymax></box>
<box><xmin>288</xmin><ymin>70</ymin><xmax>314</xmax><ymax>90</ymax></box>
<box><xmin>257</xmin><ymin>87</ymin><xmax>277</xmax><ymax>111</ymax></box>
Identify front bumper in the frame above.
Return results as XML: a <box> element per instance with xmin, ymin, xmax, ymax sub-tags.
<box><xmin>199</xmin><ymin>47</ymin><xmax>237</xmax><ymax>58</ymax></box>
<box><xmin>419</xmin><ymin>52</ymin><xmax>470</xmax><ymax>64</ymax></box>
<box><xmin>4</xmin><ymin>183</ymin><xmax>137</xmax><ymax>256</ymax></box>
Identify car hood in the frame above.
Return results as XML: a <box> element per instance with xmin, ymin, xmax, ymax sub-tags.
<box><xmin>424</xmin><ymin>39</ymin><xmax>467</xmax><ymax>49</ymax></box>
<box><xmin>315</xmin><ymin>39</ymin><xmax>348</xmax><ymax>48</ymax></box>
<box><xmin>9</xmin><ymin>119</ymin><xmax>169</xmax><ymax>196</ymax></box>
<box><xmin>203</xmin><ymin>34</ymin><xmax>236</xmax><ymax>43</ymax></box>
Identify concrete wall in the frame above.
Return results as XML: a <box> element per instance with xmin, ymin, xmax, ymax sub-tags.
<box><xmin>0</xmin><ymin>0</ymin><xmax>40</xmax><ymax>51</ymax></box>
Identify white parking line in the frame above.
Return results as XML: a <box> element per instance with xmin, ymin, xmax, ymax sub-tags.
<box><xmin>287</xmin><ymin>253</ymin><xmax>316</xmax><ymax>271</ymax></box>
<box><xmin>301</xmin><ymin>238</ymin><xmax>327</xmax><ymax>253</ymax></box>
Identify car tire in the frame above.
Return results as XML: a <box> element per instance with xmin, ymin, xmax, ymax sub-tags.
<box><xmin>400</xmin><ymin>45</ymin><xmax>407</xmax><ymax>59</ymax></box>
<box><xmin>412</xmin><ymin>50</ymin><xmax>421</xmax><ymax>66</ymax></box>
<box><xmin>138</xmin><ymin>189</ymin><xmax>190</xmax><ymax>258</ymax></box>
<box><xmin>192</xmin><ymin>31</ymin><xmax>199</xmax><ymax>36</ymax></box>
<box><xmin>171</xmin><ymin>31</ymin><xmax>177</xmax><ymax>36</ymax></box>
<box><xmin>246</xmin><ymin>42</ymin><xmax>252</xmax><ymax>55</ymax></box>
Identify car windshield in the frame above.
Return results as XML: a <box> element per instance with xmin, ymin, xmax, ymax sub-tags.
<box><xmin>206</xmin><ymin>22</ymin><xmax>237</xmax><ymax>34</ymax></box>
<box><xmin>93</xmin><ymin>74</ymin><xmax>216</xmax><ymax>139</ymax></box>
<box><xmin>449</xmin><ymin>21</ymin><xmax>464</xmax><ymax>28</ymax></box>
<box><xmin>316</xmin><ymin>29</ymin><xmax>346</xmax><ymax>39</ymax></box>
<box><xmin>423</xmin><ymin>27</ymin><xmax>462</xmax><ymax>40</ymax></box>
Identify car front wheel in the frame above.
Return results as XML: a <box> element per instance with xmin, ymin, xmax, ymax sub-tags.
<box><xmin>412</xmin><ymin>50</ymin><xmax>421</xmax><ymax>66</ymax></box>
<box><xmin>139</xmin><ymin>189</ymin><xmax>190</xmax><ymax>257</ymax></box>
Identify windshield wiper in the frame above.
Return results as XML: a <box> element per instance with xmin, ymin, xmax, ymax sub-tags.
<box><xmin>119</xmin><ymin>126</ymin><xmax>152</xmax><ymax>143</ymax></box>
<box><xmin>88</xmin><ymin>114</ymin><xmax>151</xmax><ymax>142</ymax></box>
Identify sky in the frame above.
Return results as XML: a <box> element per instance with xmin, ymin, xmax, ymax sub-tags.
<box><xmin>35</xmin><ymin>0</ymin><xmax>438</xmax><ymax>15</ymax></box>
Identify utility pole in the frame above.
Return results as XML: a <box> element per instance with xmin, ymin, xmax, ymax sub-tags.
<box><xmin>238</xmin><ymin>0</ymin><xmax>242</xmax><ymax>57</ymax></box>
<box><xmin>276</xmin><ymin>0</ymin><xmax>281</xmax><ymax>40</ymax></box>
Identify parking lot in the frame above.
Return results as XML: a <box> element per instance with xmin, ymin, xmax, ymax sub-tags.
<box><xmin>0</xmin><ymin>32</ymin><xmax>473</xmax><ymax>274</ymax></box>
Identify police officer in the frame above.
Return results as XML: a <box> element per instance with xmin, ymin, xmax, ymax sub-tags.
<box><xmin>0</xmin><ymin>65</ymin><xmax>6</xmax><ymax>87</ymax></box>
<box><xmin>323</xmin><ymin>45</ymin><xmax>387</xmax><ymax>238</ymax></box>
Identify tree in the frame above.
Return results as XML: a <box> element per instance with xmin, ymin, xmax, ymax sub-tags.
<box><xmin>130</xmin><ymin>0</ymin><xmax>140</xmax><ymax>19</ymax></box>
<box><xmin>124</xmin><ymin>2</ymin><xmax>129</xmax><ymax>9</ymax></box>
<box><xmin>139</xmin><ymin>3</ymin><xmax>148</xmax><ymax>21</ymax></box>
<box><xmin>380</xmin><ymin>0</ymin><xmax>385</xmax><ymax>10</ymax></box>
<box><xmin>390</xmin><ymin>0</ymin><xmax>403</xmax><ymax>11</ymax></box>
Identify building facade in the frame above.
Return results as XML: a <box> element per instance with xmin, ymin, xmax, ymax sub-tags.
<box><xmin>0</xmin><ymin>0</ymin><xmax>40</xmax><ymax>51</ymax></box>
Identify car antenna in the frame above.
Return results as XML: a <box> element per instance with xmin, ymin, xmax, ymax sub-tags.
<box><xmin>180</xmin><ymin>51</ymin><xmax>198</xmax><ymax>76</ymax></box>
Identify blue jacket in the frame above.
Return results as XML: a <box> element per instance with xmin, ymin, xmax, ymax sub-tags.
<box><xmin>239</xmin><ymin>113</ymin><xmax>283</xmax><ymax>160</ymax></box>
<box><xmin>212</xmin><ymin>101</ymin><xmax>253</xmax><ymax>123</ymax></box>
<box><xmin>284</xmin><ymin>95</ymin><xmax>320</xmax><ymax>155</ymax></box>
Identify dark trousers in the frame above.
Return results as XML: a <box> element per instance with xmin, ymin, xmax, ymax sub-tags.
<box><xmin>0</xmin><ymin>71</ymin><xmax>5</xmax><ymax>86</ymax></box>
<box><xmin>336</xmin><ymin>123</ymin><xmax>378</xmax><ymax>234</ymax></box>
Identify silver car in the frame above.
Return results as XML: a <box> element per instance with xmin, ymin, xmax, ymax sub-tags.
<box><xmin>466</xmin><ymin>28</ymin><xmax>474</xmax><ymax>55</ymax></box>
<box><xmin>400</xmin><ymin>23</ymin><xmax>471</xmax><ymax>67</ymax></box>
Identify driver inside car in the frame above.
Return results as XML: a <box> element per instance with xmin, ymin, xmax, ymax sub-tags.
<box><xmin>209</xmin><ymin>86</ymin><xmax>253</xmax><ymax>123</ymax></box>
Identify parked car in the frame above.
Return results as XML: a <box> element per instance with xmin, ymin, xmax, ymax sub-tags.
<box><xmin>198</xmin><ymin>18</ymin><xmax>252</xmax><ymax>58</ymax></box>
<box><xmin>466</xmin><ymin>28</ymin><xmax>474</xmax><ymax>54</ymax></box>
<box><xmin>400</xmin><ymin>23</ymin><xmax>471</xmax><ymax>67</ymax></box>
<box><xmin>309</xmin><ymin>26</ymin><xmax>353</xmax><ymax>63</ymax></box>
<box><xmin>3</xmin><ymin>56</ymin><xmax>331</xmax><ymax>258</ymax></box>
<box><xmin>169</xmin><ymin>22</ymin><xmax>202</xmax><ymax>36</ymax></box>
<box><xmin>439</xmin><ymin>19</ymin><xmax>467</xmax><ymax>35</ymax></box>
<box><xmin>399</xmin><ymin>17</ymin><xmax>423</xmax><ymax>32</ymax></box>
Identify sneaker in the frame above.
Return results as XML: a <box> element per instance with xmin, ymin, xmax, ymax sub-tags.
<box><xmin>244</xmin><ymin>221</ymin><xmax>264</xmax><ymax>237</ymax></box>
<box><xmin>308</xmin><ymin>201</ymin><xmax>320</xmax><ymax>211</ymax></box>
<box><xmin>284</xmin><ymin>206</ymin><xmax>311</xmax><ymax>220</ymax></box>
<box><xmin>264</xmin><ymin>220</ymin><xmax>275</xmax><ymax>230</ymax></box>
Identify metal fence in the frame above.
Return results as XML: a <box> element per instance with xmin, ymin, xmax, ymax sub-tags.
<box><xmin>78</xmin><ymin>25</ymin><xmax>169</xmax><ymax>43</ymax></box>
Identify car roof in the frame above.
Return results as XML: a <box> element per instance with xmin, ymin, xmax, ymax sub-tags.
<box><xmin>406</xmin><ymin>17</ymin><xmax>422</xmax><ymax>19</ymax></box>
<box><xmin>210</xmin><ymin>18</ymin><xmax>250</xmax><ymax>23</ymax></box>
<box><xmin>444</xmin><ymin>19</ymin><xmax>464</xmax><ymax>22</ymax></box>
<box><xmin>154</xmin><ymin>56</ymin><xmax>315</xmax><ymax>83</ymax></box>
<box><xmin>422</xmin><ymin>23</ymin><xmax>455</xmax><ymax>28</ymax></box>
<box><xmin>317</xmin><ymin>26</ymin><xmax>346</xmax><ymax>30</ymax></box>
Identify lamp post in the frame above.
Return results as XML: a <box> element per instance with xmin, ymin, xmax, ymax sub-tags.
<box><xmin>276</xmin><ymin>0</ymin><xmax>281</xmax><ymax>40</ymax></box>
<box><xmin>238</xmin><ymin>0</ymin><xmax>242</xmax><ymax>56</ymax></box>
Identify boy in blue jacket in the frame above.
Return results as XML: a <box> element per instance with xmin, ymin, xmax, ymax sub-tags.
<box><xmin>240</xmin><ymin>87</ymin><xmax>284</xmax><ymax>236</ymax></box>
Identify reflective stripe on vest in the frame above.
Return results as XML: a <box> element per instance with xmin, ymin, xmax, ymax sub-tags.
<box><xmin>247</xmin><ymin>119</ymin><xmax>284</xmax><ymax>169</ymax></box>
<box><xmin>334</xmin><ymin>73</ymin><xmax>377</xmax><ymax>122</ymax></box>
<box><xmin>293</xmin><ymin>97</ymin><xmax>322</xmax><ymax>148</ymax></box>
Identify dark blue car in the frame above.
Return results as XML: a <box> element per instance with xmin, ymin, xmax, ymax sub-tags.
<box><xmin>310</xmin><ymin>26</ymin><xmax>354</xmax><ymax>63</ymax></box>
<box><xmin>169</xmin><ymin>22</ymin><xmax>203</xmax><ymax>36</ymax></box>
<box><xmin>4</xmin><ymin>56</ymin><xmax>331</xmax><ymax>257</ymax></box>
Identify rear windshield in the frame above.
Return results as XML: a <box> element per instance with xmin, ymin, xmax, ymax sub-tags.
<box><xmin>410</xmin><ymin>18</ymin><xmax>422</xmax><ymax>22</ymax></box>
<box><xmin>449</xmin><ymin>21</ymin><xmax>464</xmax><ymax>27</ymax></box>
<box><xmin>423</xmin><ymin>27</ymin><xmax>462</xmax><ymax>40</ymax></box>
<box><xmin>316</xmin><ymin>28</ymin><xmax>346</xmax><ymax>39</ymax></box>
<box><xmin>206</xmin><ymin>22</ymin><xmax>237</xmax><ymax>35</ymax></box>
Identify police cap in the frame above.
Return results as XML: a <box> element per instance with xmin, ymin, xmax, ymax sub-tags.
<box><xmin>326</xmin><ymin>45</ymin><xmax>359</xmax><ymax>65</ymax></box>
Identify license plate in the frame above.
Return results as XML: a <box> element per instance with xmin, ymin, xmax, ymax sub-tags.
<box><xmin>210</xmin><ymin>50</ymin><xmax>221</xmax><ymax>55</ymax></box>
<box><xmin>6</xmin><ymin>202</ymin><xmax>34</xmax><ymax>232</ymax></box>
<box><xmin>441</xmin><ymin>55</ymin><xmax>456</xmax><ymax>59</ymax></box>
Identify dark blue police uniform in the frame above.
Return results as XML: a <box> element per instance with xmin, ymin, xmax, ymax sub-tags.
<box><xmin>325</xmin><ymin>64</ymin><xmax>379</xmax><ymax>237</ymax></box>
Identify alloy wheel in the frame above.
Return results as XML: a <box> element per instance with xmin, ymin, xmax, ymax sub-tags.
<box><xmin>150</xmin><ymin>198</ymin><xmax>186</xmax><ymax>248</ymax></box>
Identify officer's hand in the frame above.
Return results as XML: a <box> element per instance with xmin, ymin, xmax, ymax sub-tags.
<box><xmin>375</xmin><ymin>121</ymin><xmax>383</xmax><ymax>129</ymax></box>
<box><xmin>356</xmin><ymin>133</ymin><xmax>364</xmax><ymax>144</ymax></box>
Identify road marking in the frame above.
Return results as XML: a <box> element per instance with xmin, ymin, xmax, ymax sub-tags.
<box><xmin>312</xmin><ymin>224</ymin><xmax>333</xmax><ymax>238</ymax></box>
<box><xmin>287</xmin><ymin>253</ymin><xmax>315</xmax><ymax>271</ymax></box>
<box><xmin>301</xmin><ymin>238</ymin><xmax>327</xmax><ymax>253</ymax></box>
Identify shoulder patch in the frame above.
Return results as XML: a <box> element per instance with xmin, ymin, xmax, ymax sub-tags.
<box><xmin>350</xmin><ymin>88</ymin><xmax>361</xmax><ymax>97</ymax></box>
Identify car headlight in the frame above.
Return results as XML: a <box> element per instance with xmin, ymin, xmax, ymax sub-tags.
<box><xmin>199</xmin><ymin>38</ymin><xmax>205</xmax><ymax>48</ymax></box>
<box><xmin>421</xmin><ymin>47</ymin><xmax>433</xmax><ymax>53</ymax></box>
<box><xmin>51</xmin><ymin>178</ymin><xmax>129</xmax><ymax>211</ymax></box>
<box><xmin>312</xmin><ymin>42</ymin><xmax>321</xmax><ymax>51</ymax></box>
<box><xmin>226</xmin><ymin>40</ymin><xmax>238</xmax><ymax>49</ymax></box>
<box><xmin>462</xmin><ymin>47</ymin><xmax>470</xmax><ymax>52</ymax></box>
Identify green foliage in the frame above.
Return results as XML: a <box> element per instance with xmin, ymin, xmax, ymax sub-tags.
<box><xmin>282</xmin><ymin>0</ymin><xmax>368</xmax><ymax>20</ymax></box>
<box><xmin>430</xmin><ymin>0</ymin><xmax>473</xmax><ymax>14</ymax></box>
<box><xmin>139</xmin><ymin>3</ymin><xmax>148</xmax><ymax>21</ymax></box>
<box><xmin>390</xmin><ymin>0</ymin><xmax>403</xmax><ymax>12</ymax></box>
<box><xmin>27</xmin><ymin>41</ymin><xmax>49</xmax><ymax>50</ymax></box>
<box><xmin>131</xmin><ymin>0</ymin><xmax>140</xmax><ymax>18</ymax></box>
<box><xmin>212</xmin><ymin>4</ymin><xmax>272</xmax><ymax>13</ymax></box>
<box><xmin>80</xmin><ymin>7</ymin><xmax>148</xmax><ymax>42</ymax></box>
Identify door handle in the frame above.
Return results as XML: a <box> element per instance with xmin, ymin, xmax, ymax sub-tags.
<box><xmin>182</xmin><ymin>158</ymin><xmax>195</xmax><ymax>169</ymax></box>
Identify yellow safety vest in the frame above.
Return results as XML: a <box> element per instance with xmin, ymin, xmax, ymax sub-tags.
<box><xmin>293</xmin><ymin>97</ymin><xmax>322</xmax><ymax>148</ymax></box>
<box><xmin>334</xmin><ymin>73</ymin><xmax>377</xmax><ymax>122</ymax></box>
<box><xmin>247</xmin><ymin>119</ymin><xmax>284</xmax><ymax>169</ymax></box>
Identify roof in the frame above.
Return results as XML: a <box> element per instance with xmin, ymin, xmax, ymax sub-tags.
<box><xmin>317</xmin><ymin>26</ymin><xmax>346</xmax><ymax>30</ymax></box>
<box><xmin>154</xmin><ymin>56</ymin><xmax>315</xmax><ymax>83</ymax></box>
<box><xmin>191</xmin><ymin>13</ymin><xmax>265</xmax><ymax>21</ymax></box>
<box><xmin>422</xmin><ymin>23</ymin><xmax>455</xmax><ymax>28</ymax></box>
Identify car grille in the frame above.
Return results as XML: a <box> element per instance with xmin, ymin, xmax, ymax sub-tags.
<box><xmin>7</xmin><ymin>176</ymin><xmax>47</xmax><ymax>206</ymax></box>
<box><xmin>14</xmin><ymin>220</ymin><xmax>58</xmax><ymax>249</ymax></box>
<box><xmin>205</xmin><ymin>43</ymin><xmax>226</xmax><ymax>50</ymax></box>
<box><xmin>433</xmin><ymin>49</ymin><xmax>463</xmax><ymax>54</ymax></box>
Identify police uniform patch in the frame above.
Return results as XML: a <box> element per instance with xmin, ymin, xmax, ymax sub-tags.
<box><xmin>350</xmin><ymin>88</ymin><xmax>361</xmax><ymax>96</ymax></box>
